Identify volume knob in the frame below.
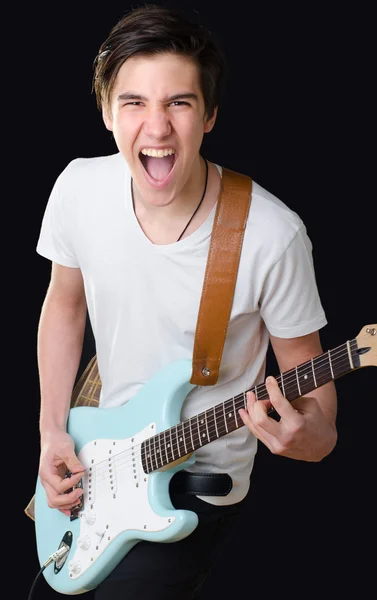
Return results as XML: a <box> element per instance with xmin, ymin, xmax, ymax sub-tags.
<box><xmin>68</xmin><ymin>560</ymin><xmax>82</xmax><ymax>575</ymax></box>
<box><xmin>77</xmin><ymin>534</ymin><xmax>91</xmax><ymax>551</ymax></box>
<box><xmin>84</xmin><ymin>509</ymin><xmax>96</xmax><ymax>525</ymax></box>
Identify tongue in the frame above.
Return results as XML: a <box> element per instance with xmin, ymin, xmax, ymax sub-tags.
<box><xmin>143</xmin><ymin>155</ymin><xmax>175</xmax><ymax>181</ymax></box>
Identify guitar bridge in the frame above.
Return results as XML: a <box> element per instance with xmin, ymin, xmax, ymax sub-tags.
<box><xmin>64</xmin><ymin>471</ymin><xmax>84</xmax><ymax>521</ymax></box>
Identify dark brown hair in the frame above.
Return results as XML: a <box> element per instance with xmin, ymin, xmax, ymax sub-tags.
<box><xmin>92</xmin><ymin>4</ymin><xmax>227</xmax><ymax>119</ymax></box>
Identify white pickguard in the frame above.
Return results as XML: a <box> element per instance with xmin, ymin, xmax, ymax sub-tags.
<box><xmin>68</xmin><ymin>423</ymin><xmax>176</xmax><ymax>579</ymax></box>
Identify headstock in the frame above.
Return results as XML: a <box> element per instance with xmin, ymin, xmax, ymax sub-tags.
<box><xmin>355</xmin><ymin>324</ymin><xmax>377</xmax><ymax>367</ymax></box>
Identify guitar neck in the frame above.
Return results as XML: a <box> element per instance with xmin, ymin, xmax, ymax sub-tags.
<box><xmin>142</xmin><ymin>338</ymin><xmax>361</xmax><ymax>473</ymax></box>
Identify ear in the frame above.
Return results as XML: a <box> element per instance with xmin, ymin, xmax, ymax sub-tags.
<box><xmin>102</xmin><ymin>106</ymin><xmax>113</xmax><ymax>132</ymax></box>
<box><xmin>203</xmin><ymin>106</ymin><xmax>218</xmax><ymax>133</ymax></box>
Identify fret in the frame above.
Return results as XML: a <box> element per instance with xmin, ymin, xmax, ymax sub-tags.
<box><xmin>141</xmin><ymin>442</ymin><xmax>147</xmax><ymax>472</ymax></box>
<box><xmin>254</xmin><ymin>386</ymin><xmax>258</xmax><ymax>400</ymax></box>
<box><xmin>233</xmin><ymin>397</ymin><xmax>238</xmax><ymax>428</ymax></box>
<box><xmin>297</xmin><ymin>364</ymin><xmax>315</xmax><ymax>396</ymax></box>
<box><xmin>311</xmin><ymin>358</ymin><xmax>317</xmax><ymax>387</ymax></box>
<box><xmin>199</xmin><ymin>414</ymin><xmax>208</xmax><ymax>444</ymax></box>
<box><xmin>328</xmin><ymin>350</ymin><xmax>334</xmax><ymax>379</ymax></box>
<box><xmin>222</xmin><ymin>403</ymin><xmax>229</xmax><ymax>434</ymax></box>
<box><xmin>347</xmin><ymin>341</ymin><xmax>355</xmax><ymax>369</ymax></box>
<box><xmin>167</xmin><ymin>428</ymin><xmax>174</xmax><ymax>463</ymax></box>
<box><xmin>229</xmin><ymin>400</ymin><xmax>238</xmax><ymax>431</ymax></box>
<box><xmin>163</xmin><ymin>430</ymin><xmax>169</xmax><ymax>465</ymax></box>
<box><xmin>181</xmin><ymin>422</ymin><xmax>188</xmax><ymax>455</ymax></box>
<box><xmin>295</xmin><ymin>366</ymin><xmax>301</xmax><ymax>396</ymax></box>
<box><xmin>243</xmin><ymin>391</ymin><xmax>247</xmax><ymax>408</ymax></box>
<box><xmin>314</xmin><ymin>353</ymin><xmax>331</xmax><ymax>387</ymax></box>
<box><xmin>153</xmin><ymin>436</ymin><xmax>159</xmax><ymax>469</ymax></box>
<box><xmin>201</xmin><ymin>415</ymin><xmax>207</xmax><ymax>443</ymax></box>
<box><xmin>213</xmin><ymin>406</ymin><xmax>219</xmax><ymax>438</ymax></box>
<box><xmin>177</xmin><ymin>422</ymin><xmax>184</xmax><ymax>455</ymax></box>
<box><xmin>169</xmin><ymin>428</ymin><xmax>175</xmax><ymax>461</ymax></box>
<box><xmin>148</xmin><ymin>438</ymin><xmax>153</xmax><ymax>473</ymax></box>
<box><xmin>183</xmin><ymin>419</ymin><xmax>194</xmax><ymax>452</ymax></box>
<box><xmin>280</xmin><ymin>372</ymin><xmax>285</xmax><ymax>397</ymax></box>
<box><xmin>158</xmin><ymin>433</ymin><xmax>163</xmax><ymax>467</ymax></box>
<box><xmin>196</xmin><ymin>415</ymin><xmax>202</xmax><ymax>447</ymax></box>
<box><xmin>175</xmin><ymin>424</ymin><xmax>181</xmax><ymax>458</ymax></box>
<box><xmin>283</xmin><ymin>368</ymin><xmax>298</xmax><ymax>401</ymax></box>
<box><xmin>205</xmin><ymin>411</ymin><xmax>211</xmax><ymax>442</ymax></box>
<box><xmin>188</xmin><ymin>418</ymin><xmax>195</xmax><ymax>451</ymax></box>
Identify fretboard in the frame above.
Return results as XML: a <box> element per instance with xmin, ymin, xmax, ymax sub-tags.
<box><xmin>141</xmin><ymin>338</ymin><xmax>360</xmax><ymax>474</ymax></box>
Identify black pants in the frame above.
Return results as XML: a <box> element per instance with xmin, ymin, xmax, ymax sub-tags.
<box><xmin>94</xmin><ymin>491</ymin><xmax>247</xmax><ymax>599</ymax></box>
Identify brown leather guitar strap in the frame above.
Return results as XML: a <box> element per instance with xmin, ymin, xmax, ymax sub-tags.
<box><xmin>190</xmin><ymin>167</ymin><xmax>252</xmax><ymax>386</ymax></box>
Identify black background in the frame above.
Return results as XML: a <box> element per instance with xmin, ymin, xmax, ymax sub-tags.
<box><xmin>10</xmin><ymin>1</ymin><xmax>375</xmax><ymax>599</ymax></box>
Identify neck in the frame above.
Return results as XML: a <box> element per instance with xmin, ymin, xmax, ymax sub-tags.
<box><xmin>141</xmin><ymin>338</ymin><xmax>362</xmax><ymax>473</ymax></box>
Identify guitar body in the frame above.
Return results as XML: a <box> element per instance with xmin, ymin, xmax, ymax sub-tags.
<box><xmin>34</xmin><ymin>359</ymin><xmax>198</xmax><ymax>595</ymax></box>
<box><xmin>32</xmin><ymin>323</ymin><xmax>377</xmax><ymax>595</ymax></box>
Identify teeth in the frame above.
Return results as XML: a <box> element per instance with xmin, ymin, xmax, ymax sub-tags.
<box><xmin>141</xmin><ymin>148</ymin><xmax>175</xmax><ymax>158</ymax></box>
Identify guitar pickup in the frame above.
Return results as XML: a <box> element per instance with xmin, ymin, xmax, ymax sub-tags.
<box><xmin>63</xmin><ymin>471</ymin><xmax>84</xmax><ymax>521</ymax></box>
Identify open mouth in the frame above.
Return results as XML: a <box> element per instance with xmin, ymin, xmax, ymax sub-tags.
<box><xmin>139</xmin><ymin>149</ymin><xmax>177</xmax><ymax>183</ymax></box>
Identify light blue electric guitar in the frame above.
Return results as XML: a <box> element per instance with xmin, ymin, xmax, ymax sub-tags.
<box><xmin>33</xmin><ymin>324</ymin><xmax>376</xmax><ymax>595</ymax></box>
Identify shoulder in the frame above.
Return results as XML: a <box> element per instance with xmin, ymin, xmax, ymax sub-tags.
<box><xmin>48</xmin><ymin>152</ymin><xmax>128</xmax><ymax>220</ymax></box>
<box><xmin>57</xmin><ymin>152</ymin><xmax>127</xmax><ymax>193</ymax></box>
<box><xmin>250</xmin><ymin>180</ymin><xmax>303</xmax><ymax>235</ymax></box>
<box><xmin>217</xmin><ymin>164</ymin><xmax>305</xmax><ymax>252</ymax></box>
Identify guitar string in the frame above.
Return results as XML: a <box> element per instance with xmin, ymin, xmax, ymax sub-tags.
<box><xmin>78</xmin><ymin>352</ymin><xmax>354</xmax><ymax>496</ymax></box>
<box><xmin>82</xmin><ymin>345</ymin><xmax>354</xmax><ymax>480</ymax></box>
<box><xmin>105</xmin><ymin>353</ymin><xmax>354</xmax><ymax>479</ymax></box>
<box><xmin>76</xmin><ymin>345</ymin><xmax>355</xmax><ymax>484</ymax></box>
<box><xmin>76</xmin><ymin>356</ymin><xmax>353</xmax><ymax>508</ymax></box>
<box><xmin>85</xmin><ymin>345</ymin><xmax>354</xmax><ymax>481</ymax></box>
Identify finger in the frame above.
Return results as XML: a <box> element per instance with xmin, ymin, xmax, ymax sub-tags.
<box><xmin>57</xmin><ymin>496</ymin><xmax>84</xmax><ymax>517</ymax></box>
<box><xmin>57</xmin><ymin>498</ymin><xmax>83</xmax><ymax>512</ymax></box>
<box><xmin>239</xmin><ymin>392</ymin><xmax>280</xmax><ymax>452</ymax></box>
<box><xmin>63</xmin><ymin>456</ymin><xmax>85</xmax><ymax>475</ymax></box>
<box><xmin>43</xmin><ymin>479</ymin><xmax>83</xmax><ymax>509</ymax></box>
<box><xmin>238</xmin><ymin>390</ymin><xmax>257</xmax><ymax>430</ymax></box>
<box><xmin>239</xmin><ymin>391</ymin><xmax>275</xmax><ymax>439</ymax></box>
<box><xmin>40</xmin><ymin>468</ymin><xmax>83</xmax><ymax>498</ymax></box>
<box><xmin>242</xmin><ymin>384</ymin><xmax>283</xmax><ymax>441</ymax></box>
<box><xmin>58</xmin><ymin>470</ymin><xmax>84</xmax><ymax>494</ymax></box>
<box><xmin>265</xmin><ymin>376</ymin><xmax>300</xmax><ymax>421</ymax></box>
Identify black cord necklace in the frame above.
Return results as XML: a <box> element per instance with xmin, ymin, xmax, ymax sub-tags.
<box><xmin>131</xmin><ymin>157</ymin><xmax>209</xmax><ymax>242</ymax></box>
<box><xmin>176</xmin><ymin>158</ymin><xmax>208</xmax><ymax>241</ymax></box>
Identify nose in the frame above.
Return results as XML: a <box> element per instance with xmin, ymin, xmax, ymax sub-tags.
<box><xmin>143</xmin><ymin>107</ymin><xmax>171</xmax><ymax>140</ymax></box>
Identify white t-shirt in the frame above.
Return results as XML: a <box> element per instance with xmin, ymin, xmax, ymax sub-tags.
<box><xmin>36</xmin><ymin>152</ymin><xmax>327</xmax><ymax>505</ymax></box>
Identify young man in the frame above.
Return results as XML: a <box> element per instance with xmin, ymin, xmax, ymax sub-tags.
<box><xmin>35</xmin><ymin>4</ymin><xmax>337</xmax><ymax>598</ymax></box>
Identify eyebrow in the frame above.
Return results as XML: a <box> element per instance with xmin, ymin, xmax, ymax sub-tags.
<box><xmin>117</xmin><ymin>92</ymin><xmax>199</xmax><ymax>103</ymax></box>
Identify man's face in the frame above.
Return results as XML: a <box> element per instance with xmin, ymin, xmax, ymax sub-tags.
<box><xmin>103</xmin><ymin>52</ymin><xmax>217</xmax><ymax>206</ymax></box>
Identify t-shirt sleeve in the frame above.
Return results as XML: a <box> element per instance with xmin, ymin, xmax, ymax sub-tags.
<box><xmin>36</xmin><ymin>169</ymin><xmax>80</xmax><ymax>268</ymax></box>
<box><xmin>260</xmin><ymin>224</ymin><xmax>327</xmax><ymax>338</ymax></box>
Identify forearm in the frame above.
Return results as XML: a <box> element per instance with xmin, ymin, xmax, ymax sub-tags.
<box><xmin>305</xmin><ymin>379</ymin><xmax>338</xmax><ymax>428</ymax></box>
<box><xmin>302</xmin><ymin>379</ymin><xmax>338</xmax><ymax>459</ymax></box>
<box><xmin>38</xmin><ymin>291</ymin><xmax>87</xmax><ymax>438</ymax></box>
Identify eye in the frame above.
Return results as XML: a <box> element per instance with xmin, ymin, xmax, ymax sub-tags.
<box><xmin>124</xmin><ymin>101</ymin><xmax>144</xmax><ymax>107</ymax></box>
<box><xmin>169</xmin><ymin>101</ymin><xmax>189</xmax><ymax>107</ymax></box>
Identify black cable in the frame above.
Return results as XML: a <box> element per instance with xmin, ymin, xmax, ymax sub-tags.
<box><xmin>27</xmin><ymin>566</ymin><xmax>46</xmax><ymax>600</ymax></box>
<box><xmin>27</xmin><ymin>546</ymin><xmax>69</xmax><ymax>599</ymax></box>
